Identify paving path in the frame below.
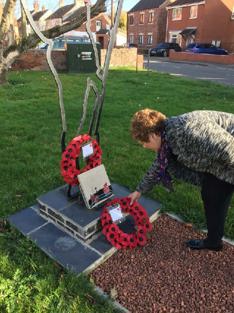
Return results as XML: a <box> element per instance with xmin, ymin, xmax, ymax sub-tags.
<box><xmin>145</xmin><ymin>57</ymin><xmax>234</xmax><ymax>86</ymax></box>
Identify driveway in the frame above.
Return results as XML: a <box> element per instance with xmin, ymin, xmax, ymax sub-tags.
<box><xmin>144</xmin><ymin>57</ymin><xmax>234</xmax><ymax>86</ymax></box>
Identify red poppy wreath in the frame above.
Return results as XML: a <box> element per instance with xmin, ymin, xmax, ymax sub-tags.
<box><xmin>61</xmin><ymin>134</ymin><xmax>102</xmax><ymax>186</ymax></box>
<box><xmin>101</xmin><ymin>197</ymin><xmax>153</xmax><ymax>249</ymax></box>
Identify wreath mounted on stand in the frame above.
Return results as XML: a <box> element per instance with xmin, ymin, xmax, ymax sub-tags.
<box><xmin>101</xmin><ymin>197</ymin><xmax>153</xmax><ymax>249</ymax></box>
<box><xmin>61</xmin><ymin>134</ymin><xmax>102</xmax><ymax>186</ymax></box>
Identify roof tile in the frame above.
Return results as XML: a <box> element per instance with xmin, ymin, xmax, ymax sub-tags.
<box><xmin>64</xmin><ymin>6</ymin><xmax>87</xmax><ymax>22</ymax></box>
<box><xmin>46</xmin><ymin>4</ymin><xmax>74</xmax><ymax>20</ymax></box>
<box><xmin>128</xmin><ymin>0</ymin><xmax>166</xmax><ymax>13</ymax></box>
<box><xmin>33</xmin><ymin>10</ymin><xmax>48</xmax><ymax>21</ymax></box>
<box><xmin>167</xmin><ymin>0</ymin><xmax>204</xmax><ymax>7</ymax></box>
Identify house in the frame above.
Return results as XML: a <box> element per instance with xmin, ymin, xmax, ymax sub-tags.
<box><xmin>65</xmin><ymin>7</ymin><xmax>128</xmax><ymax>48</ymax></box>
<box><xmin>32</xmin><ymin>6</ymin><xmax>52</xmax><ymax>32</ymax></box>
<box><xmin>45</xmin><ymin>0</ymin><xmax>115</xmax><ymax>49</ymax></box>
<box><xmin>18</xmin><ymin>1</ymin><xmax>51</xmax><ymax>35</ymax></box>
<box><xmin>127</xmin><ymin>0</ymin><xmax>176</xmax><ymax>52</ymax></box>
<box><xmin>166</xmin><ymin>0</ymin><xmax>234</xmax><ymax>52</ymax></box>
<box><xmin>45</xmin><ymin>0</ymin><xmax>84</xmax><ymax>29</ymax></box>
<box><xmin>116</xmin><ymin>29</ymin><xmax>127</xmax><ymax>47</ymax></box>
<box><xmin>64</xmin><ymin>10</ymin><xmax>112</xmax><ymax>49</ymax></box>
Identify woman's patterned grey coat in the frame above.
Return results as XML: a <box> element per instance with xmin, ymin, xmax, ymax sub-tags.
<box><xmin>136</xmin><ymin>110</ymin><xmax>234</xmax><ymax>194</ymax></box>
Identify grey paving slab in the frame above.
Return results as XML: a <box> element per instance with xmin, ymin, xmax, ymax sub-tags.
<box><xmin>37</xmin><ymin>186</ymin><xmax>76</xmax><ymax>211</ymax></box>
<box><xmin>29</xmin><ymin>223</ymin><xmax>101</xmax><ymax>274</ymax></box>
<box><xmin>8</xmin><ymin>182</ymin><xmax>162</xmax><ymax>276</ymax></box>
<box><xmin>89</xmin><ymin>234</ymin><xmax>113</xmax><ymax>254</ymax></box>
<box><xmin>8</xmin><ymin>207</ymin><xmax>47</xmax><ymax>235</ymax></box>
<box><xmin>138</xmin><ymin>196</ymin><xmax>161</xmax><ymax>216</ymax></box>
<box><xmin>112</xmin><ymin>183</ymin><xmax>162</xmax><ymax>215</ymax></box>
<box><xmin>89</xmin><ymin>216</ymin><xmax>136</xmax><ymax>254</ymax></box>
<box><xmin>61</xmin><ymin>202</ymin><xmax>102</xmax><ymax>227</ymax></box>
<box><xmin>112</xmin><ymin>183</ymin><xmax>129</xmax><ymax>197</ymax></box>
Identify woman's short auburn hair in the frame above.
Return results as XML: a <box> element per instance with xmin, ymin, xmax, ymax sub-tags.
<box><xmin>131</xmin><ymin>108</ymin><xmax>167</xmax><ymax>142</ymax></box>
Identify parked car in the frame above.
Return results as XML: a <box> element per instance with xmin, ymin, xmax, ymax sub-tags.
<box><xmin>150</xmin><ymin>42</ymin><xmax>182</xmax><ymax>57</ymax></box>
<box><xmin>185</xmin><ymin>43</ymin><xmax>228</xmax><ymax>55</ymax></box>
<box><xmin>184</xmin><ymin>43</ymin><xmax>196</xmax><ymax>52</ymax></box>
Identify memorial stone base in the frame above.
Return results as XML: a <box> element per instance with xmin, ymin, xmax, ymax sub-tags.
<box><xmin>9</xmin><ymin>183</ymin><xmax>161</xmax><ymax>275</ymax></box>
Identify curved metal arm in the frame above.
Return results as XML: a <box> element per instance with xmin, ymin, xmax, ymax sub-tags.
<box><xmin>77</xmin><ymin>0</ymin><xmax>124</xmax><ymax>140</ymax></box>
<box><xmin>20</xmin><ymin>0</ymin><xmax>67</xmax><ymax>138</ymax></box>
<box><xmin>94</xmin><ymin>0</ymin><xmax>124</xmax><ymax>137</ymax></box>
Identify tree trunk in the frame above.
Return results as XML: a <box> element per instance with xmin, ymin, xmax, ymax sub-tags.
<box><xmin>0</xmin><ymin>66</ymin><xmax>7</xmax><ymax>84</ymax></box>
<box><xmin>0</xmin><ymin>0</ymin><xmax>107</xmax><ymax>85</ymax></box>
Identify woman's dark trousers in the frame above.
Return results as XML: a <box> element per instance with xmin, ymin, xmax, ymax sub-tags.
<box><xmin>201</xmin><ymin>173</ymin><xmax>234</xmax><ymax>246</ymax></box>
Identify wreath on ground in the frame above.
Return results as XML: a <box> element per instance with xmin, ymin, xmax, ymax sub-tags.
<box><xmin>101</xmin><ymin>197</ymin><xmax>153</xmax><ymax>249</ymax></box>
<box><xmin>61</xmin><ymin>134</ymin><xmax>102</xmax><ymax>186</ymax></box>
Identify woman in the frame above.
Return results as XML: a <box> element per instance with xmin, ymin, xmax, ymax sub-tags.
<box><xmin>129</xmin><ymin>109</ymin><xmax>234</xmax><ymax>251</ymax></box>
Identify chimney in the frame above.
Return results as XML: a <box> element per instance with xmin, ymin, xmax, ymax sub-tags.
<box><xmin>33</xmin><ymin>0</ymin><xmax>39</xmax><ymax>12</ymax></box>
<box><xmin>59</xmin><ymin>0</ymin><xmax>64</xmax><ymax>7</ymax></box>
<box><xmin>42</xmin><ymin>5</ymin><xmax>46</xmax><ymax>11</ymax></box>
<box><xmin>74</xmin><ymin>0</ymin><xmax>84</xmax><ymax>8</ymax></box>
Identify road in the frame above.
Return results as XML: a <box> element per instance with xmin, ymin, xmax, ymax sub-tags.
<box><xmin>144</xmin><ymin>57</ymin><xmax>234</xmax><ymax>86</ymax></box>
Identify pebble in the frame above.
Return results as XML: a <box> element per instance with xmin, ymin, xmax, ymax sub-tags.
<box><xmin>91</xmin><ymin>214</ymin><xmax>234</xmax><ymax>313</ymax></box>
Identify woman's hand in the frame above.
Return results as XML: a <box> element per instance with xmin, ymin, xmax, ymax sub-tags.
<box><xmin>128</xmin><ymin>191</ymin><xmax>142</xmax><ymax>205</ymax></box>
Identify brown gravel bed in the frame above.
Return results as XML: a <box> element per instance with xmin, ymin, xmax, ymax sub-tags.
<box><xmin>91</xmin><ymin>214</ymin><xmax>234</xmax><ymax>313</ymax></box>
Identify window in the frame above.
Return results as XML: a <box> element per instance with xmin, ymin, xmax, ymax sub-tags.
<box><xmin>138</xmin><ymin>34</ymin><xmax>144</xmax><ymax>45</ymax></box>
<box><xmin>148</xmin><ymin>11</ymin><xmax>154</xmax><ymax>23</ymax></box>
<box><xmin>129</xmin><ymin>15</ymin><xmax>134</xmax><ymax>25</ymax></box>
<box><xmin>169</xmin><ymin>31</ymin><xmax>182</xmax><ymax>46</ymax></box>
<box><xmin>139</xmin><ymin>13</ymin><xmax>144</xmax><ymax>24</ymax></box>
<box><xmin>96</xmin><ymin>20</ymin><xmax>102</xmax><ymax>31</ymax></box>
<box><xmin>190</xmin><ymin>5</ymin><xmax>198</xmax><ymax>19</ymax></box>
<box><xmin>172</xmin><ymin>8</ymin><xmax>182</xmax><ymax>20</ymax></box>
<box><xmin>231</xmin><ymin>8</ymin><xmax>234</xmax><ymax>19</ymax></box>
<box><xmin>129</xmin><ymin>34</ymin><xmax>134</xmax><ymax>44</ymax></box>
<box><xmin>171</xmin><ymin>34</ymin><xmax>178</xmax><ymax>43</ymax></box>
<box><xmin>212</xmin><ymin>40</ymin><xmax>221</xmax><ymax>47</ymax></box>
<box><xmin>147</xmin><ymin>33</ymin><xmax>153</xmax><ymax>45</ymax></box>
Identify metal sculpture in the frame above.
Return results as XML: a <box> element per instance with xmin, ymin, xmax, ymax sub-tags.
<box><xmin>20</xmin><ymin>0</ymin><xmax>124</xmax><ymax>195</ymax></box>
<box><xmin>20</xmin><ymin>0</ymin><xmax>123</xmax><ymax>146</ymax></box>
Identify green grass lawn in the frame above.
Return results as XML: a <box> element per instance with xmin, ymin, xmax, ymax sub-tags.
<box><xmin>0</xmin><ymin>69</ymin><xmax>233</xmax><ymax>312</ymax></box>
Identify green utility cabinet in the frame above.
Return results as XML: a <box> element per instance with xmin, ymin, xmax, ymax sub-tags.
<box><xmin>67</xmin><ymin>43</ymin><xmax>101</xmax><ymax>73</ymax></box>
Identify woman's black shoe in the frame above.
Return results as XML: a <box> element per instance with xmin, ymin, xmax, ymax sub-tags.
<box><xmin>186</xmin><ymin>239</ymin><xmax>223</xmax><ymax>251</ymax></box>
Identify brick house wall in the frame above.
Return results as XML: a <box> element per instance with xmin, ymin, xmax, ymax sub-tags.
<box><xmin>12</xmin><ymin>50</ymin><xmax>67</xmax><ymax>71</ymax></box>
<box><xmin>127</xmin><ymin>5</ymin><xmax>169</xmax><ymax>52</ymax></box>
<box><xmin>201</xmin><ymin>0</ymin><xmax>234</xmax><ymax>52</ymax></box>
<box><xmin>75</xmin><ymin>13</ymin><xmax>110</xmax><ymax>33</ymax></box>
<box><xmin>128</xmin><ymin>9</ymin><xmax>157</xmax><ymax>50</ymax></box>
<box><xmin>170</xmin><ymin>50</ymin><xmax>234</xmax><ymax>64</ymax></box>
<box><xmin>167</xmin><ymin>0</ymin><xmax>234</xmax><ymax>52</ymax></box>
<box><xmin>12</xmin><ymin>48</ymin><xmax>143</xmax><ymax>71</ymax></box>
<box><xmin>74</xmin><ymin>13</ymin><xmax>111</xmax><ymax>49</ymax></box>
<box><xmin>101</xmin><ymin>48</ymin><xmax>143</xmax><ymax>69</ymax></box>
<box><xmin>166</xmin><ymin>1</ymin><xmax>205</xmax><ymax>48</ymax></box>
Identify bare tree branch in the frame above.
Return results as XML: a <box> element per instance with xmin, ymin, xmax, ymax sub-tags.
<box><xmin>0</xmin><ymin>0</ymin><xmax>106</xmax><ymax>84</ymax></box>
<box><xmin>3</xmin><ymin>0</ymin><xmax>107</xmax><ymax>58</ymax></box>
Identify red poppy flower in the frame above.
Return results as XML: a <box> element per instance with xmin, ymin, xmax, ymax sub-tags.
<box><xmin>101</xmin><ymin>197</ymin><xmax>152</xmax><ymax>249</ymax></box>
<box><xmin>61</xmin><ymin>134</ymin><xmax>102</xmax><ymax>185</ymax></box>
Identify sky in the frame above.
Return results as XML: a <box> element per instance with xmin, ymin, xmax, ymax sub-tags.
<box><xmin>23</xmin><ymin>0</ymin><xmax>139</xmax><ymax>13</ymax></box>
